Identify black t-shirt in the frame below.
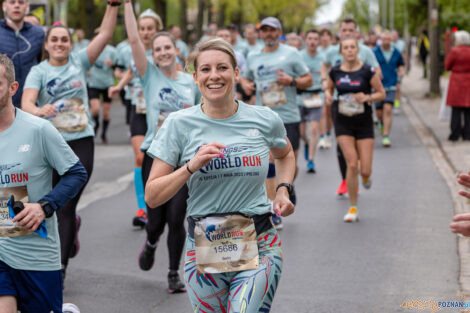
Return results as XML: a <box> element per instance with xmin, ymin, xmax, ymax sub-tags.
<box><xmin>329</xmin><ymin>64</ymin><xmax>375</xmax><ymax>118</ymax></box>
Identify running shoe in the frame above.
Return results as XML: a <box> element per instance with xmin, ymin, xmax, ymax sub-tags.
<box><xmin>168</xmin><ymin>272</ymin><xmax>187</xmax><ymax>294</ymax></box>
<box><xmin>324</xmin><ymin>135</ymin><xmax>332</xmax><ymax>149</ymax></box>
<box><xmin>318</xmin><ymin>137</ymin><xmax>326</xmax><ymax>149</ymax></box>
<box><xmin>138</xmin><ymin>241</ymin><xmax>156</xmax><ymax>271</ymax></box>
<box><xmin>394</xmin><ymin>99</ymin><xmax>400</xmax><ymax>108</ymax></box>
<box><xmin>304</xmin><ymin>143</ymin><xmax>309</xmax><ymax>161</ymax></box>
<box><xmin>382</xmin><ymin>136</ymin><xmax>391</xmax><ymax>147</ymax></box>
<box><xmin>336</xmin><ymin>179</ymin><xmax>348</xmax><ymax>195</ymax></box>
<box><xmin>132</xmin><ymin>209</ymin><xmax>148</xmax><ymax>228</ymax></box>
<box><xmin>307</xmin><ymin>160</ymin><xmax>316</xmax><ymax>173</ymax></box>
<box><xmin>63</xmin><ymin>303</ymin><xmax>81</xmax><ymax>313</ymax></box>
<box><xmin>271</xmin><ymin>213</ymin><xmax>283</xmax><ymax>230</ymax></box>
<box><xmin>362</xmin><ymin>176</ymin><xmax>372</xmax><ymax>189</ymax></box>
<box><xmin>344</xmin><ymin>206</ymin><xmax>359</xmax><ymax>223</ymax></box>
<box><xmin>70</xmin><ymin>215</ymin><xmax>81</xmax><ymax>258</ymax></box>
<box><xmin>377</xmin><ymin>122</ymin><xmax>383</xmax><ymax>135</ymax></box>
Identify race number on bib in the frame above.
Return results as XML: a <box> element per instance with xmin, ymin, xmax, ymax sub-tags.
<box><xmin>301</xmin><ymin>91</ymin><xmax>322</xmax><ymax>108</ymax></box>
<box><xmin>135</xmin><ymin>87</ymin><xmax>146</xmax><ymax>114</ymax></box>
<box><xmin>194</xmin><ymin>214</ymin><xmax>259</xmax><ymax>274</ymax></box>
<box><xmin>49</xmin><ymin>98</ymin><xmax>88</xmax><ymax>132</ymax></box>
<box><xmin>261</xmin><ymin>82</ymin><xmax>287</xmax><ymax>108</ymax></box>
<box><xmin>0</xmin><ymin>186</ymin><xmax>32</xmax><ymax>238</ymax></box>
<box><xmin>338</xmin><ymin>93</ymin><xmax>365</xmax><ymax>116</ymax></box>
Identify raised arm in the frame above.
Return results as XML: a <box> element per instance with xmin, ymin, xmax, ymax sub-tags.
<box><xmin>124</xmin><ymin>0</ymin><xmax>148</xmax><ymax>77</ymax></box>
<box><xmin>86</xmin><ymin>2</ymin><xmax>119</xmax><ymax>66</ymax></box>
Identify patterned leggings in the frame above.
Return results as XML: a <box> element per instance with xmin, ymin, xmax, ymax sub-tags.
<box><xmin>184</xmin><ymin>227</ymin><xmax>283</xmax><ymax>313</ymax></box>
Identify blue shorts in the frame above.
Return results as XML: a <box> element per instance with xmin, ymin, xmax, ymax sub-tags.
<box><xmin>375</xmin><ymin>90</ymin><xmax>396</xmax><ymax>110</ymax></box>
<box><xmin>0</xmin><ymin>260</ymin><xmax>63</xmax><ymax>313</ymax></box>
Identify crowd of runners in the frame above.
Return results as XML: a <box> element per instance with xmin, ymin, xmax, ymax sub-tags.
<box><xmin>0</xmin><ymin>0</ymin><xmax>422</xmax><ymax>312</ymax></box>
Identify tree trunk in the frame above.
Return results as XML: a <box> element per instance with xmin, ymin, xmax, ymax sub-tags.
<box><xmin>217</xmin><ymin>1</ymin><xmax>226</xmax><ymax>27</ymax></box>
<box><xmin>196</xmin><ymin>0</ymin><xmax>205</xmax><ymax>39</ymax></box>
<box><xmin>153</xmin><ymin>0</ymin><xmax>167</xmax><ymax>27</ymax></box>
<box><xmin>79</xmin><ymin>0</ymin><xmax>97</xmax><ymax>38</ymax></box>
<box><xmin>179</xmin><ymin>0</ymin><xmax>188</xmax><ymax>42</ymax></box>
<box><xmin>428</xmin><ymin>0</ymin><xmax>440</xmax><ymax>94</ymax></box>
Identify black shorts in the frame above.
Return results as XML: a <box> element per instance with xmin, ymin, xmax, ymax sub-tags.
<box><xmin>88</xmin><ymin>87</ymin><xmax>111</xmax><ymax>103</ymax></box>
<box><xmin>332</xmin><ymin>101</ymin><xmax>374</xmax><ymax>140</ymax></box>
<box><xmin>130</xmin><ymin>108</ymin><xmax>147</xmax><ymax>137</ymax></box>
<box><xmin>284</xmin><ymin>122</ymin><xmax>300</xmax><ymax>151</ymax></box>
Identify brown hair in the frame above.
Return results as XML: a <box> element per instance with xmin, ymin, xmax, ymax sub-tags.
<box><xmin>339</xmin><ymin>37</ymin><xmax>359</xmax><ymax>53</ymax></box>
<box><xmin>152</xmin><ymin>31</ymin><xmax>176</xmax><ymax>48</ymax></box>
<box><xmin>341</xmin><ymin>17</ymin><xmax>358</xmax><ymax>28</ymax></box>
<box><xmin>305</xmin><ymin>28</ymin><xmax>319</xmax><ymax>37</ymax></box>
<box><xmin>187</xmin><ymin>37</ymin><xmax>237</xmax><ymax>72</ymax></box>
<box><xmin>0</xmin><ymin>54</ymin><xmax>15</xmax><ymax>84</ymax></box>
<box><xmin>319</xmin><ymin>28</ymin><xmax>332</xmax><ymax>37</ymax></box>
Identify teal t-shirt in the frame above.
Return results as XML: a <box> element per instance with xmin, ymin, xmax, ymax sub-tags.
<box><xmin>246</xmin><ymin>42</ymin><xmax>263</xmax><ymax>57</ymax></box>
<box><xmin>380</xmin><ymin>47</ymin><xmax>394</xmax><ymax>63</ymax></box>
<box><xmin>393</xmin><ymin>39</ymin><xmax>406</xmax><ymax>54</ymax></box>
<box><xmin>130</xmin><ymin>48</ymin><xmax>153</xmax><ymax>107</ymax></box>
<box><xmin>176</xmin><ymin>39</ymin><xmax>189</xmax><ymax>59</ymax></box>
<box><xmin>24</xmin><ymin>49</ymin><xmax>95</xmax><ymax>142</ymax></box>
<box><xmin>325</xmin><ymin>43</ymin><xmax>379</xmax><ymax>68</ymax></box>
<box><xmin>72</xmin><ymin>39</ymin><xmax>89</xmax><ymax>55</ymax></box>
<box><xmin>116</xmin><ymin>42</ymin><xmax>133</xmax><ymax>100</ymax></box>
<box><xmin>317</xmin><ymin>45</ymin><xmax>331</xmax><ymax>58</ymax></box>
<box><xmin>301</xmin><ymin>49</ymin><xmax>325</xmax><ymax>90</ymax></box>
<box><xmin>233</xmin><ymin>39</ymin><xmax>249</xmax><ymax>57</ymax></box>
<box><xmin>0</xmin><ymin>109</ymin><xmax>78</xmax><ymax>271</ymax></box>
<box><xmin>147</xmin><ymin>102</ymin><xmax>287</xmax><ymax>218</ymax></box>
<box><xmin>88</xmin><ymin>45</ymin><xmax>117</xmax><ymax>89</ymax></box>
<box><xmin>139</xmin><ymin>61</ymin><xmax>201</xmax><ymax>151</ymax></box>
<box><xmin>244</xmin><ymin>44</ymin><xmax>310</xmax><ymax>124</ymax></box>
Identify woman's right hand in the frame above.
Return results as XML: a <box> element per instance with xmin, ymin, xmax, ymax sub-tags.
<box><xmin>37</xmin><ymin>104</ymin><xmax>56</xmax><ymax>117</ymax></box>
<box><xmin>108</xmin><ymin>86</ymin><xmax>121</xmax><ymax>99</ymax></box>
<box><xmin>187</xmin><ymin>143</ymin><xmax>226</xmax><ymax>173</ymax></box>
<box><xmin>324</xmin><ymin>92</ymin><xmax>333</xmax><ymax>106</ymax></box>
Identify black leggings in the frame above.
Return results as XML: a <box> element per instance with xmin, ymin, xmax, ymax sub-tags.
<box><xmin>53</xmin><ymin>136</ymin><xmax>94</xmax><ymax>268</ymax></box>
<box><xmin>337</xmin><ymin>144</ymin><xmax>347</xmax><ymax>180</ymax></box>
<box><xmin>142</xmin><ymin>153</ymin><xmax>187</xmax><ymax>271</ymax></box>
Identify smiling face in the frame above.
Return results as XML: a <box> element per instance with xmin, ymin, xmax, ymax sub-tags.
<box><xmin>152</xmin><ymin>35</ymin><xmax>177</xmax><ymax>68</ymax></box>
<box><xmin>138</xmin><ymin>17</ymin><xmax>158</xmax><ymax>47</ymax></box>
<box><xmin>194</xmin><ymin>50</ymin><xmax>239</xmax><ymax>105</ymax></box>
<box><xmin>45</xmin><ymin>27</ymin><xmax>73</xmax><ymax>63</ymax></box>
<box><xmin>3</xmin><ymin>0</ymin><xmax>29</xmax><ymax>24</ymax></box>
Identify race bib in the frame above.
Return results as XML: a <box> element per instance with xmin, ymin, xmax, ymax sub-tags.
<box><xmin>0</xmin><ymin>186</ymin><xmax>32</xmax><ymax>238</ymax></box>
<box><xmin>301</xmin><ymin>91</ymin><xmax>322</xmax><ymax>108</ymax></box>
<box><xmin>155</xmin><ymin>111</ymin><xmax>170</xmax><ymax>134</ymax></box>
<box><xmin>261</xmin><ymin>82</ymin><xmax>287</xmax><ymax>108</ymax></box>
<box><xmin>135</xmin><ymin>87</ymin><xmax>146</xmax><ymax>114</ymax></box>
<box><xmin>194</xmin><ymin>214</ymin><xmax>259</xmax><ymax>274</ymax></box>
<box><xmin>338</xmin><ymin>93</ymin><xmax>365</xmax><ymax>116</ymax></box>
<box><xmin>48</xmin><ymin>98</ymin><xmax>88</xmax><ymax>132</ymax></box>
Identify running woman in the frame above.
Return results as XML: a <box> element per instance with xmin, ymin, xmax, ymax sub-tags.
<box><xmin>109</xmin><ymin>8</ymin><xmax>163</xmax><ymax>228</ymax></box>
<box><xmin>300</xmin><ymin>29</ymin><xmax>327</xmax><ymax>173</ymax></box>
<box><xmin>21</xmin><ymin>2</ymin><xmax>118</xmax><ymax>280</ymax></box>
<box><xmin>323</xmin><ymin>18</ymin><xmax>381</xmax><ymax>196</ymax></box>
<box><xmin>122</xmin><ymin>0</ymin><xmax>201</xmax><ymax>293</ymax></box>
<box><xmin>373</xmin><ymin>31</ymin><xmax>404</xmax><ymax>147</ymax></box>
<box><xmin>0</xmin><ymin>54</ymin><xmax>87</xmax><ymax>313</ymax></box>
<box><xmin>318</xmin><ymin>28</ymin><xmax>333</xmax><ymax>149</ymax></box>
<box><xmin>88</xmin><ymin>42</ymin><xmax>116</xmax><ymax>144</ymax></box>
<box><xmin>145</xmin><ymin>37</ymin><xmax>296</xmax><ymax>312</ymax></box>
<box><xmin>325</xmin><ymin>37</ymin><xmax>385</xmax><ymax>222</ymax></box>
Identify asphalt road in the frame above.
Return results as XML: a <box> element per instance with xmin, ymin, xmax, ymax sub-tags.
<box><xmin>63</xmin><ymin>103</ymin><xmax>459</xmax><ymax>313</ymax></box>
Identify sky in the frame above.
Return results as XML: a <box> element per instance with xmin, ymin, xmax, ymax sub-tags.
<box><xmin>315</xmin><ymin>0</ymin><xmax>347</xmax><ymax>25</ymax></box>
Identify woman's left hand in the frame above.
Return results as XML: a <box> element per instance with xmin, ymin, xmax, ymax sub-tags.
<box><xmin>353</xmin><ymin>92</ymin><xmax>369</xmax><ymax>103</ymax></box>
<box><xmin>273</xmin><ymin>189</ymin><xmax>295</xmax><ymax>217</ymax></box>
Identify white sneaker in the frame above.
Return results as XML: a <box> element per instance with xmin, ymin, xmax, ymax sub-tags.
<box><xmin>318</xmin><ymin>137</ymin><xmax>326</xmax><ymax>149</ymax></box>
<box><xmin>344</xmin><ymin>206</ymin><xmax>359</xmax><ymax>223</ymax></box>
<box><xmin>324</xmin><ymin>135</ymin><xmax>332</xmax><ymax>149</ymax></box>
<box><xmin>63</xmin><ymin>303</ymin><xmax>81</xmax><ymax>313</ymax></box>
<box><xmin>362</xmin><ymin>176</ymin><xmax>372</xmax><ymax>189</ymax></box>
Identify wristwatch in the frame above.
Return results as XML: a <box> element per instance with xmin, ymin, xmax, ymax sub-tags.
<box><xmin>276</xmin><ymin>183</ymin><xmax>294</xmax><ymax>196</ymax></box>
<box><xmin>38</xmin><ymin>200</ymin><xmax>54</xmax><ymax>218</ymax></box>
<box><xmin>290</xmin><ymin>77</ymin><xmax>297</xmax><ymax>87</ymax></box>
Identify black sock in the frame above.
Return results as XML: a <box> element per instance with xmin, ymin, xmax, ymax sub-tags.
<box><xmin>102</xmin><ymin>119</ymin><xmax>110</xmax><ymax>141</ymax></box>
<box><xmin>93</xmin><ymin>115</ymin><xmax>99</xmax><ymax>135</ymax></box>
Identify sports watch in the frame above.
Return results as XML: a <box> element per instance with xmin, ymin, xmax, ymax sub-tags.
<box><xmin>276</xmin><ymin>183</ymin><xmax>293</xmax><ymax>196</ymax></box>
<box><xmin>38</xmin><ymin>200</ymin><xmax>54</xmax><ymax>218</ymax></box>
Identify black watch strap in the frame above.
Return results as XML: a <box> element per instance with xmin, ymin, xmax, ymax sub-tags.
<box><xmin>276</xmin><ymin>183</ymin><xmax>293</xmax><ymax>195</ymax></box>
<box><xmin>38</xmin><ymin>200</ymin><xmax>54</xmax><ymax>218</ymax></box>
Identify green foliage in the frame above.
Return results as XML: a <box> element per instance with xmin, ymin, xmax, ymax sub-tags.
<box><xmin>340</xmin><ymin>0</ymin><xmax>373</xmax><ymax>33</ymax></box>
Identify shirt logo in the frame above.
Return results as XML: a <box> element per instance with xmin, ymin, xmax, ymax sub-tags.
<box><xmin>159</xmin><ymin>88</ymin><xmax>186</xmax><ymax>109</ymax></box>
<box><xmin>248</xmin><ymin>128</ymin><xmax>260</xmax><ymax>137</ymax></box>
<box><xmin>17</xmin><ymin>144</ymin><xmax>30</xmax><ymax>153</ymax></box>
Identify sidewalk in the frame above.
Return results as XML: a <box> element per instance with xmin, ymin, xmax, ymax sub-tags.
<box><xmin>402</xmin><ymin>54</ymin><xmax>470</xmax><ymax>309</ymax></box>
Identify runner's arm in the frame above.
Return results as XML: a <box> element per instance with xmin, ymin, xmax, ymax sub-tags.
<box><xmin>271</xmin><ymin>140</ymin><xmax>295</xmax><ymax>217</ymax></box>
<box><xmin>293</xmin><ymin>72</ymin><xmax>312</xmax><ymax>90</ymax></box>
<box><xmin>124</xmin><ymin>0</ymin><xmax>148</xmax><ymax>77</ymax></box>
<box><xmin>369</xmin><ymin>72</ymin><xmax>386</xmax><ymax>102</ymax></box>
<box><xmin>22</xmin><ymin>88</ymin><xmax>55</xmax><ymax>117</ymax></box>
<box><xmin>86</xmin><ymin>3</ymin><xmax>119</xmax><ymax>66</ymax></box>
<box><xmin>109</xmin><ymin>68</ymin><xmax>134</xmax><ymax>98</ymax></box>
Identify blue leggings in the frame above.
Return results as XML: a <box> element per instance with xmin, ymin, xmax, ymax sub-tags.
<box><xmin>184</xmin><ymin>227</ymin><xmax>283</xmax><ymax>313</ymax></box>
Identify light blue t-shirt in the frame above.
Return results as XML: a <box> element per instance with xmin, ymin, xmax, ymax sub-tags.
<box><xmin>317</xmin><ymin>45</ymin><xmax>331</xmax><ymax>58</ymax></box>
<box><xmin>87</xmin><ymin>45</ymin><xmax>116</xmax><ymax>89</ymax></box>
<box><xmin>325</xmin><ymin>43</ymin><xmax>379</xmax><ymax>68</ymax></box>
<box><xmin>233</xmin><ymin>39</ymin><xmax>249</xmax><ymax>57</ymax></box>
<box><xmin>140</xmin><ymin>61</ymin><xmax>201</xmax><ymax>151</ymax></box>
<box><xmin>115</xmin><ymin>41</ymin><xmax>133</xmax><ymax>100</ymax></box>
<box><xmin>176</xmin><ymin>39</ymin><xmax>189</xmax><ymax>59</ymax></box>
<box><xmin>244</xmin><ymin>44</ymin><xmax>310</xmax><ymax>124</ymax></box>
<box><xmin>393</xmin><ymin>39</ymin><xmax>406</xmax><ymax>54</ymax></box>
<box><xmin>301</xmin><ymin>49</ymin><xmax>325</xmax><ymax>90</ymax></box>
<box><xmin>147</xmin><ymin>102</ymin><xmax>287</xmax><ymax>218</ymax></box>
<box><xmin>0</xmin><ymin>109</ymin><xmax>78</xmax><ymax>271</ymax></box>
<box><xmin>380</xmin><ymin>47</ymin><xmax>394</xmax><ymax>63</ymax></box>
<box><xmin>72</xmin><ymin>39</ymin><xmax>89</xmax><ymax>54</ymax></box>
<box><xmin>130</xmin><ymin>48</ymin><xmax>153</xmax><ymax>107</ymax></box>
<box><xmin>246</xmin><ymin>42</ymin><xmax>263</xmax><ymax>56</ymax></box>
<box><xmin>24</xmin><ymin>49</ymin><xmax>95</xmax><ymax>141</ymax></box>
